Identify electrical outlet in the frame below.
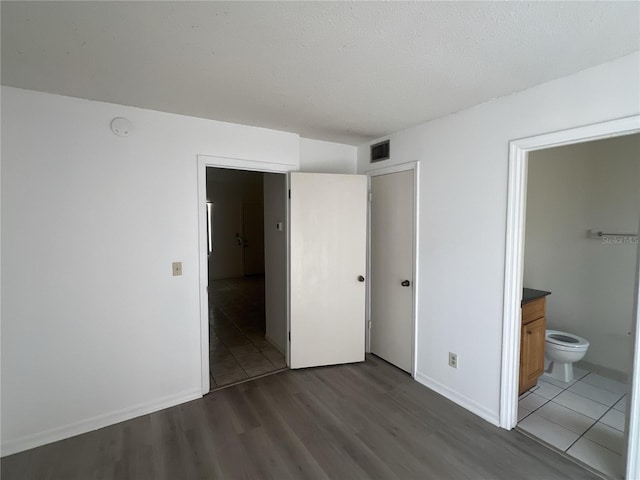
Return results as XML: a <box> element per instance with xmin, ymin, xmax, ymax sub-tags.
<box><xmin>448</xmin><ymin>352</ymin><xmax>457</xmax><ymax>368</ymax></box>
<box><xmin>172</xmin><ymin>261</ymin><xmax>182</xmax><ymax>276</ymax></box>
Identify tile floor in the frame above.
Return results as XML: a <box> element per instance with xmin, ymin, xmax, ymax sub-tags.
<box><xmin>209</xmin><ymin>275</ymin><xmax>286</xmax><ymax>389</ymax></box>
<box><xmin>518</xmin><ymin>368</ymin><xmax>628</xmax><ymax>479</ymax></box>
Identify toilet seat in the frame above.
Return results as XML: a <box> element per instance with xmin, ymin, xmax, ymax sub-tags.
<box><xmin>545</xmin><ymin>329</ymin><xmax>589</xmax><ymax>349</ymax></box>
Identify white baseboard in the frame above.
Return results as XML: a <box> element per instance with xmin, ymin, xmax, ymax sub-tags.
<box><xmin>414</xmin><ymin>371</ymin><xmax>500</xmax><ymax>427</ymax></box>
<box><xmin>575</xmin><ymin>360</ymin><xmax>628</xmax><ymax>383</ymax></box>
<box><xmin>1</xmin><ymin>389</ymin><xmax>202</xmax><ymax>457</ymax></box>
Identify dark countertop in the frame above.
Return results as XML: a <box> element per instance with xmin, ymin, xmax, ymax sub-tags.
<box><xmin>522</xmin><ymin>288</ymin><xmax>551</xmax><ymax>305</ymax></box>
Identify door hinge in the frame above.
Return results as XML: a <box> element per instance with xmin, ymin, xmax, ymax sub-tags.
<box><xmin>368</xmin><ymin>320</ymin><xmax>372</xmax><ymax>329</ymax></box>
<box><xmin>368</xmin><ymin>191</ymin><xmax>372</xmax><ymax>202</ymax></box>
<box><xmin>288</xmin><ymin>331</ymin><xmax>291</xmax><ymax>341</ymax></box>
<box><xmin>288</xmin><ymin>189</ymin><xmax>291</xmax><ymax>199</ymax></box>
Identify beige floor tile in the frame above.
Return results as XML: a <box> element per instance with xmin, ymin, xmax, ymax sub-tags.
<box><xmin>584</xmin><ymin>422</ymin><xmax>625</xmax><ymax>455</ymax></box>
<box><xmin>567</xmin><ymin>437</ymin><xmax>624</xmax><ymax>480</ymax></box>
<box><xmin>535</xmin><ymin>401</ymin><xmax>595</xmax><ymax>435</ymax></box>
<box><xmin>518</xmin><ymin>413</ymin><xmax>580</xmax><ymax>451</ymax></box>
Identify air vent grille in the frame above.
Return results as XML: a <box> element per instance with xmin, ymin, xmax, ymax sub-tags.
<box><xmin>370</xmin><ymin>140</ymin><xmax>390</xmax><ymax>163</ymax></box>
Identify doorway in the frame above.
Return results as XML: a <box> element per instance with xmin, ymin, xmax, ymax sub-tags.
<box><xmin>500</xmin><ymin>116</ymin><xmax>640</xmax><ymax>479</ymax></box>
<box><xmin>198</xmin><ymin>155</ymin><xmax>292</xmax><ymax>394</ymax></box>
<box><xmin>205</xmin><ymin>166</ymin><xmax>288</xmax><ymax>390</ymax></box>
<box><xmin>197</xmin><ymin>156</ymin><xmax>293</xmax><ymax>394</ymax></box>
<box><xmin>515</xmin><ymin>134</ymin><xmax>639</xmax><ymax>479</ymax></box>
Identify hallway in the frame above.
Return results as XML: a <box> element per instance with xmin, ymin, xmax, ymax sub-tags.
<box><xmin>209</xmin><ymin>275</ymin><xmax>286</xmax><ymax>389</ymax></box>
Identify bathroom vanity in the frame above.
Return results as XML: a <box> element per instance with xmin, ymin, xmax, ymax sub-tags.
<box><xmin>519</xmin><ymin>288</ymin><xmax>551</xmax><ymax>395</ymax></box>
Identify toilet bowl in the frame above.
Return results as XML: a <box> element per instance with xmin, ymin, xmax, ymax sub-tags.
<box><xmin>544</xmin><ymin>330</ymin><xmax>590</xmax><ymax>383</ymax></box>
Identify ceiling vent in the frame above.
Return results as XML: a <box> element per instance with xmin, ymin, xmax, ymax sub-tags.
<box><xmin>370</xmin><ymin>140</ymin><xmax>390</xmax><ymax>163</ymax></box>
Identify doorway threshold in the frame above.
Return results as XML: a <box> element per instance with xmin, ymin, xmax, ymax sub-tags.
<box><xmin>208</xmin><ymin>367</ymin><xmax>289</xmax><ymax>393</ymax></box>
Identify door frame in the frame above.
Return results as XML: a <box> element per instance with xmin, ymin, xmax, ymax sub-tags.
<box><xmin>499</xmin><ymin>115</ymin><xmax>640</xmax><ymax>478</ymax></box>
<box><xmin>365</xmin><ymin>162</ymin><xmax>420</xmax><ymax>377</ymax></box>
<box><xmin>197</xmin><ymin>155</ymin><xmax>294</xmax><ymax>394</ymax></box>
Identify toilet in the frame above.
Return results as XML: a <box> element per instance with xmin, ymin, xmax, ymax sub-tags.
<box><xmin>544</xmin><ymin>330</ymin><xmax>590</xmax><ymax>383</ymax></box>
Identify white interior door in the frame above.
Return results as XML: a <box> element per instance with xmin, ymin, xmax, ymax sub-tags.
<box><xmin>289</xmin><ymin>172</ymin><xmax>367</xmax><ymax>369</ymax></box>
<box><xmin>370</xmin><ymin>169</ymin><xmax>415</xmax><ymax>373</ymax></box>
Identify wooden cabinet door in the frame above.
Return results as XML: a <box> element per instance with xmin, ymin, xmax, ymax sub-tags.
<box><xmin>519</xmin><ymin>316</ymin><xmax>546</xmax><ymax>394</ymax></box>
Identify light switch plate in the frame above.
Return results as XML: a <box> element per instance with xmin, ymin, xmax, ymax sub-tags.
<box><xmin>172</xmin><ymin>261</ymin><xmax>182</xmax><ymax>276</ymax></box>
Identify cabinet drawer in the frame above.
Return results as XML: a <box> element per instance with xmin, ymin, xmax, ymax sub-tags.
<box><xmin>522</xmin><ymin>297</ymin><xmax>545</xmax><ymax>325</ymax></box>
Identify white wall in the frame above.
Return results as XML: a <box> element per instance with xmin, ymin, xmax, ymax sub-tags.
<box><xmin>357</xmin><ymin>52</ymin><xmax>640</xmax><ymax>424</ymax></box>
<box><xmin>525</xmin><ymin>135</ymin><xmax>640</xmax><ymax>376</ymax></box>
<box><xmin>206</xmin><ymin>170</ymin><xmax>263</xmax><ymax>280</ymax></box>
<box><xmin>263</xmin><ymin>173</ymin><xmax>288</xmax><ymax>354</ymax></box>
<box><xmin>300</xmin><ymin>138</ymin><xmax>357</xmax><ymax>173</ymax></box>
<box><xmin>0</xmin><ymin>87</ymin><xmax>299</xmax><ymax>455</ymax></box>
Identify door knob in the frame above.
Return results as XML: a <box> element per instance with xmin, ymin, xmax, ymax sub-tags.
<box><xmin>401</xmin><ymin>280</ymin><xmax>411</xmax><ymax>287</ymax></box>
<box><xmin>358</xmin><ymin>275</ymin><xmax>365</xmax><ymax>282</ymax></box>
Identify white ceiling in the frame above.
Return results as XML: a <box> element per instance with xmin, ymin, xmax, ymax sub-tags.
<box><xmin>2</xmin><ymin>2</ymin><xmax>639</xmax><ymax>145</ymax></box>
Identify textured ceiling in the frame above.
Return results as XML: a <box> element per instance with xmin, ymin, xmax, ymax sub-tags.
<box><xmin>2</xmin><ymin>1</ymin><xmax>639</xmax><ymax>145</ymax></box>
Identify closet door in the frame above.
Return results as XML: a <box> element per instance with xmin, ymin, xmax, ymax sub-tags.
<box><xmin>370</xmin><ymin>169</ymin><xmax>415</xmax><ymax>373</ymax></box>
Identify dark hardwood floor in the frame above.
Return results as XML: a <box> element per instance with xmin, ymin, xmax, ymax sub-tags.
<box><xmin>2</xmin><ymin>355</ymin><xmax>597</xmax><ymax>479</ymax></box>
